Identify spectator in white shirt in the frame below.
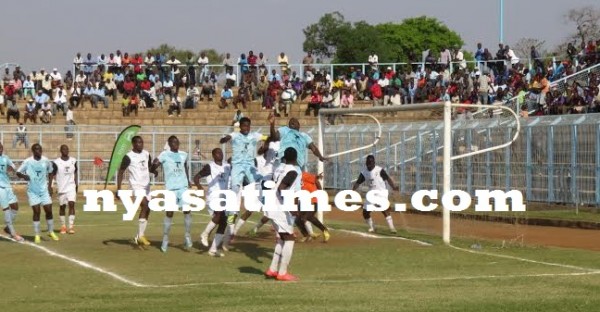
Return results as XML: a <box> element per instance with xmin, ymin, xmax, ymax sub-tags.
<box><xmin>39</xmin><ymin>102</ymin><xmax>53</xmax><ymax>123</ymax></box>
<box><xmin>368</xmin><ymin>52</ymin><xmax>379</xmax><ymax>68</ymax></box>
<box><xmin>277</xmin><ymin>52</ymin><xmax>289</xmax><ymax>73</ymax></box>
<box><xmin>23</xmin><ymin>76</ymin><xmax>36</xmax><ymax>99</ymax></box>
<box><xmin>53</xmin><ymin>86</ymin><xmax>68</xmax><ymax>116</ymax></box>
<box><xmin>65</xmin><ymin>105</ymin><xmax>75</xmax><ymax>140</ymax></box>
<box><xmin>197</xmin><ymin>51</ymin><xmax>209</xmax><ymax>82</ymax></box>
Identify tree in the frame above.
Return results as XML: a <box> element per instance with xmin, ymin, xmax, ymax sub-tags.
<box><xmin>302</xmin><ymin>12</ymin><xmax>351</xmax><ymax>60</ymax></box>
<box><xmin>302</xmin><ymin>13</ymin><xmax>465</xmax><ymax>64</ymax></box>
<box><xmin>512</xmin><ymin>38</ymin><xmax>547</xmax><ymax>61</ymax></box>
<box><xmin>565</xmin><ymin>6</ymin><xmax>600</xmax><ymax>46</ymax></box>
<box><xmin>375</xmin><ymin>17</ymin><xmax>464</xmax><ymax>63</ymax></box>
<box><xmin>144</xmin><ymin>44</ymin><xmax>195</xmax><ymax>63</ymax></box>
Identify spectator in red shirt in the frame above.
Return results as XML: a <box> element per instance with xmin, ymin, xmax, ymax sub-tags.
<box><xmin>370</xmin><ymin>82</ymin><xmax>383</xmax><ymax>106</ymax></box>
<box><xmin>306</xmin><ymin>90</ymin><xmax>322</xmax><ymax>117</ymax></box>
<box><xmin>122</xmin><ymin>76</ymin><xmax>136</xmax><ymax>96</ymax></box>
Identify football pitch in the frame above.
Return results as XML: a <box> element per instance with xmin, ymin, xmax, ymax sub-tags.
<box><xmin>2</xmin><ymin>202</ymin><xmax>600</xmax><ymax>312</ymax></box>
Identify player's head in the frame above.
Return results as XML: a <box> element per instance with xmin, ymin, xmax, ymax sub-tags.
<box><xmin>239</xmin><ymin>117</ymin><xmax>251</xmax><ymax>135</ymax></box>
<box><xmin>283</xmin><ymin>147</ymin><xmax>297</xmax><ymax>164</ymax></box>
<box><xmin>131</xmin><ymin>136</ymin><xmax>143</xmax><ymax>152</ymax></box>
<box><xmin>212</xmin><ymin>148</ymin><xmax>223</xmax><ymax>162</ymax></box>
<box><xmin>288</xmin><ymin>118</ymin><xmax>300</xmax><ymax>130</ymax></box>
<box><xmin>167</xmin><ymin>135</ymin><xmax>179</xmax><ymax>151</ymax></box>
<box><xmin>32</xmin><ymin>143</ymin><xmax>42</xmax><ymax>157</ymax></box>
<box><xmin>366</xmin><ymin>155</ymin><xmax>375</xmax><ymax>170</ymax></box>
<box><xmin>60</xmin><ymin>144</ymin><xmax>69</xmax><ymax>157</ymax></box>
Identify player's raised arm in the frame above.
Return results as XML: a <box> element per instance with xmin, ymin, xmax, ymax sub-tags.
<box><xmin>148</xmin><ymin>154</ymin><xmax>158</xmax><ymax>177</ymax></box>
<box><xmin>219</xmin><ymin>135</ymin><xmax>232</xmax><ymax>144</ymax></box>
<box><xmin>308</xmin><ymin>142</ymin><xmax>328</xmax><ymax>162</ymax></box>
<box><xmin>269</xmin><ymin>113</ymin><xmax>280</xmax><ymax>141</ymax></box>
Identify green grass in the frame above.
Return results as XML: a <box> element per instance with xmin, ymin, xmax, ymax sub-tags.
<box><xmin>1</xmin><ymin>203</ymin><xmax>600</xmax><ymax>312</ymax></box>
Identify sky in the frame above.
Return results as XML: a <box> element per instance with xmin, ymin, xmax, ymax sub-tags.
<box><xmin>0</xmin><ymin>0</ymin><xmax>597</xmax><ymax>73</ymax></box>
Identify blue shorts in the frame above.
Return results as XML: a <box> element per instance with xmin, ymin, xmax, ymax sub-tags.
<box><xmin>0</xmin><ymin>187</ymin><xmax>18</xmax><ymax>209</ymax></box>
<box><xmin>231</xmin><ymin>164</ymin><xmax>257</xmax><ymax>191</ymax></box>
<box><xmin>27</xmin><ymin>190</ymin><xmax>52</xmax><ymax>207</ymax></box>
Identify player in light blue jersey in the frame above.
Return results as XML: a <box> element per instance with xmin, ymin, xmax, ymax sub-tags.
<box><xmin>219</xmin><ymin>117</ymin><xmax>264</xmax><ymax>246</ymax></box>
<box><xmin>0</xmin><ymin>143</ymin><xmax>24</xmax><ymax>242</ymax></box>
<box><xmin>16</xmin><ymin>144</ymin><xmax>59</xmax><ymax>243</ymax></box>
<box><xmin>151</xmin><ymin>135</ymin><xmax>192</xmax><ymax>253</ymax></box>
<box><xmin>269</xmin><ymin>115</ymin><xmax>327</xmax><ymax>170</ymax></box>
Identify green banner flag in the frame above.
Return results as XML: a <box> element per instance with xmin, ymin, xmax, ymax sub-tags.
<box><xmin>105</xmin><ymin>125</ymin><xmax>141</xmax><ymax>189</ymax></box>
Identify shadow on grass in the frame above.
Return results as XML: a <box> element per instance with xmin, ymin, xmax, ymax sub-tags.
<box><xmin>102</xmin><ymin>238</ymin><xmax>153</xmax><ymax>251</ymax></box>
<box><xmin>237</xmin><ymin>266</ymin><xmax>265</xmax><ymax>276</ymax></box>
<box><xmin>228</xmin><ymin>241</ymin><xmax>273</xmax><ymax>264</ymax></box>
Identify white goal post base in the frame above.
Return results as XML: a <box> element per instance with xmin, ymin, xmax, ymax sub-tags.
<box><xmin>316</xmin><ymin>102</ymin><xmax>521</xmax><ymax>245</ymax></box>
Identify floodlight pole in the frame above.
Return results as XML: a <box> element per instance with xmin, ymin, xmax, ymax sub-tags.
<box><xmin>443</xmin><ymin>101</ymin><xmax>452</xmax><ymax>245</ymax></box>
<box><xmin>499</xmin><ymin>0</ymin><xmax>504</xmax><ymax>44</ymax></box>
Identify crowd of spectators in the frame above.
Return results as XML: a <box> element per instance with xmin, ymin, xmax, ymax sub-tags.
<box><xmin>1</xmin><ymin>41</ymin><xmax>600</xmax><ymax>126</ymax></box>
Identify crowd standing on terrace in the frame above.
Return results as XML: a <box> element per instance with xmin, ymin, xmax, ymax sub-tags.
<box><xmin>1</xmin><ymin>40</ymin><xmax>600</xmax><ymax>125</ymax></box>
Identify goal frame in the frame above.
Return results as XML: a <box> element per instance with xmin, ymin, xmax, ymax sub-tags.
<box><xmin>316</xmin><ymin>101</ymin><xmax>521</xmax><ymax>244</ymax></box>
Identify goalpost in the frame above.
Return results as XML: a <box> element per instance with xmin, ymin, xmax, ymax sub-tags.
<box><xmin>316</xmin><ymin>101</ymin><xmax>521</xmax><ymax>244</ymax></box>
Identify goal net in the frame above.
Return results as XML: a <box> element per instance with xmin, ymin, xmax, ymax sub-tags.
<box><xmin>314</xmin><ymin>102</ymin><xmax>523</xmax><ymax>245</ymax></box>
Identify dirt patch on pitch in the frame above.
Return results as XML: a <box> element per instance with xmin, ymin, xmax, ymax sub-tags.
<box><xmin>325</xmin><ymin>209</ymin><xmax>600</xmax><ymax>251</ymax></box>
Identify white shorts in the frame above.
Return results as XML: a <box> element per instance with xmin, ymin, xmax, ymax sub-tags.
<box><xmin>132</xmin><ymin>185</ymin><xmax>151</xmax><ymax>201</ymax></box>
<box><xmin>58</xmin><ymin>190</ymin><xmax>76</xmax><ymax>205</ymax></box>
<box><xmin>265</xmin><ymin>210</ymin><xmax>295</xmax><ymax>234</ymax></box>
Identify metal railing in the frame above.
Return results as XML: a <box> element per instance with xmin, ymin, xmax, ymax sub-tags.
<box><xmin>2</xmin><ymin>114</ymin><xmax>599</xmax><ymax>206</ymax></box>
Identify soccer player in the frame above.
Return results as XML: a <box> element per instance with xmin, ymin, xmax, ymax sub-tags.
<box><xmin>151</xmin><ymin>136</ymin><xmax>192</xmax><ymax>253</ymax></box>
<box><xmin>352</xmin><ymin>155</ymin><xmax>399</xmax><ymax>234</ymax></box>
<box><xmin>264</xmin><ymin>147</ymin><xmax>302</xmax><ymax>281</ymax></box>
<box><xmin>233</xmin><ymin>136</ymin><xmax>280</xmax><ymax>238</ymax></box>
<box><xmin>194</xmin><ymin>148</ymin><xmax>231</xmax><ymax>257</ymax></box>
<box><xmin>49</xmin><ymin>145</ymin><xmax>78</xmax><ymax>234</ymax></box>
<box><xmin>219</xmin><ymin>117</ymin><xmax>263</xmax><ymax>245</ymax></box>
<box><xmin>16</xmin><ymin>144</ymin><xmax>58</xmax><ymax>243</ymax></box>
<box><xmin>0</xmin><ymin>143</ymin><xmax>24</xmax><ymax>242</ymax></box>
<box><xmin>269</xmin><ymin>115</ymin><xmax>327</xmax><ymax>170</ymax></box>
<box><xmin>117</xmin><ymin>136</ymin><xmax>156</xmax><ymax>247</ymax></box>
<box><xmin>296</xmin><ymin>170</ymin><xmax>330</xmax><ymax>242</ymax></box>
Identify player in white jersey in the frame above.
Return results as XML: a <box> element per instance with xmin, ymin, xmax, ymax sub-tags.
<box><xmin>151</xmin><ymin>136</ymin><xmax>192</xmax><ymax>253</ymax></box>
<box><xmin>264</xmin><ymin>147</ymin><xmax>302</xmax><ymax>281</ymax></box>
<box><xmin>16</xmin><ymin>144</ymin><xmax>59</xmax><ymax>243</ymax></box>
<box><xmin>352</xmin><ymin>155</ymin><xmax>399</xmax><ymax>234</ymax></box>
<box><xmin>0</xmin><ymin>143</ymin><xmax>24</xmax><ymax>242</ymax></box>
<box><xmin>117</xmin><ymin>136</ymin><xmax>156</xmax><ymax>247</ymax></box>
<box><xmin>233</xmin><ymin>137</ymin><xmax>280</xmax><ymax>238</ymax></box>
<box><xmin>49</xmin><ymin>145</ymin><xmax>78</xmax><ymax>234</ymax></box>
<box><xmin>194</xmin><ymin>148</ymin><xmax>231</xmax><ymax>257</ymax></box>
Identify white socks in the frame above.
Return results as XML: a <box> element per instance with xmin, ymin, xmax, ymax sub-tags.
<box><xmin>386</xmin><ymin>215</ymin><xmax>396</xmax><ymax>231</ymax></box>
<box><xmin>365</xmin><ymin>218</ymin><xmax>374</xmax><ymax>231</ymax></box>
<box><xmin>305</xmin><ymin>222</ymin><xmax>314</xmax><ymax>236</ymax></box>
<box><xmin>279</xmin><ymin>240</ymin><xmax>295</xmax><ymax>275</ymax></box>
<box><xmin>69</xmin><ymin>215</ymin><xmax>75</xmax><ymax>228</ymax></box>
<box><xmin>233</xmin><ymin>218</ymin><xmax>246</xmax><ymax>235</ymax></box>
<box><xmin>33</xmin><ymin>221</ymin><xmax>40</xmax><ymax>235</ymax></box>
<box><xmin>60</xmin><ymin>215</ymin><xmax>66</xmax><ymax>227</ymax></box>
<box><xmin>163</xmin><ymin>217</ymin><xmax>172</xmax><ymax>242</ymax></box>
<box><xmin>138</xmin><ymin>218</ymin><xmax>148</xmax><ymax>237</ymax></box>
<box><xmin>210</xmin><ymin>233</ymin><xmax>224</xmax><ymax>253</ymax></box>
<box><xmin>183</xmin><ymin>214</ymin><xmax>192</xmax><ymax>238</ymax></box>
<box><xmin>269</xmin><ymin>238</ymin><xmax>283</xmax><ymax>272</ymax></box>
<box><xmin>47</xmin><ymin>219</ymin><xmax>54</xmax><ymax>232</ymax></box>
<box><xmin>202</xmin><ymin>221</ymin><xmax>216</xmax><ymax>237</ymax></box>
<box><xmin>3</xmin><ymin>209</ymin><xmax>15</xmax><ymax>236</ymax></box>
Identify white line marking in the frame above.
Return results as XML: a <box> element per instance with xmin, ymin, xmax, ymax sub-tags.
<box><xmin>334</xmin><ymin>229</ymin><xmax>432</xmax><ymax>246</ymax></box>
<box><xmin>148</xmin><ymin>271</ymin><xmax>600</xmax><ymax>288</ymax></box>
<box><xmin>0</xmin><ymin>234</ymin><xmax>148</xmax><ymax>287</ymax></box>
<box><xmin>450</xmin><ymin>244</ymin><xmax>599</xmax><ymax>272</ymax></box>
<box><xmin>2</xmin><ymin>233</ymin><xmax>598</xmax><ymax>288</ymax></box>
